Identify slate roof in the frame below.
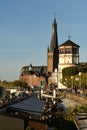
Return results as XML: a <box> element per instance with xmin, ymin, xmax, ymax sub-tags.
<box><xmin>8</xmin><ymin>95</ymin><xmax>45</xmax><ymax>116</ymax></box>
<box><xmin>50</xmin><ymin>18</ymin><xmax>58</xmax><ymax>52</ymax></box>
<box><xmin>59</xmin><ymin>40</ymin><xmax>80</xmax><ymax>47</ymax></box>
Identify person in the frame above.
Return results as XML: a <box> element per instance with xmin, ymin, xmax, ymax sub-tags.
<box><xmin>24</xmin><ymin>114</ymin><xmax>29</xmax><ymax>130</ymax></box>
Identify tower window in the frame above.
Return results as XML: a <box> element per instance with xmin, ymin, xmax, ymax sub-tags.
<box><xmin>72</xmin><ymin>48</ymin><xmax>78</xmax><ymax>54</ymax></box>
<box><xmin>51</xmin><ymin>55</ymin><xmax>53</xmax><ymax>59</ymax></box>
<box><xmin>60</xmin><ymin>49</ymin><xmax>65</xmax><ymax>54</ymax></box>
<box><xmin>48</xmin><ymin>55</ymin><xmax>53</xmax><ymax>59</ymax></box>
<box><xmin>65</xmin><ymin>48</ymin><xmax>71</xmax><ymax>54</ymax></box>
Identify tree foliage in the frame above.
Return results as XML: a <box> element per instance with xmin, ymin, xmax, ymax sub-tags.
<box><xmin>62</xmin><ymin>66</ymin><xmax>79</xmax><ymax>78</ymax></box>
<box><xmin>12</xmin><ymin>80</ymin><xmax>27</xmax><ymax>88</ymax></box>
<box><xmin>79</xmin><ymin>65</ymin><xmax>87</xmax><ymax>73</ymax></box>
<box><xmin>62</xmin><ymin>64</ymin><xmax>87</xmax><ymax>78</ymax></box>
<box><xmin>62</xmin><ymin>64</ymin><xmax>87</xmax><ymax>89</ymax></box>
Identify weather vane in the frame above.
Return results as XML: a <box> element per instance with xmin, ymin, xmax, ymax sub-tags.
<box><xmin>68</xmin><ymin>35</ymin><xmax>71</xmax><ymax>40</ymax></box>
<box><xmin>53</xmin><ymin>9</ymin><xmax>56</xmax><ymax>18</ymax></box>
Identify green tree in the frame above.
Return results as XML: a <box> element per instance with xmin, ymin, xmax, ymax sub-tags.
<box><xmin>62</xmin><ymin>67</ymin><xmax>79</xmax><ymax>78</ymax></box>
<box><xmin>12</xmin><ymin>80</ymin><xmax>27</xmax><ymax>88</ymax></box>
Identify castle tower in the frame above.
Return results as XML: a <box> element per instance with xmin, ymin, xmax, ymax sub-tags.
<box><xmin>58</xmin><ymin>39</ymin><xmax>80</xmax><ymax>81</ymax></box>
<box><xmin>47</xmin><ymin>17</ymin><xmax>59</xmax><ymax>73</ymax></box>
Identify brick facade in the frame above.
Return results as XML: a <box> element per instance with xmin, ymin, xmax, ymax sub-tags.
<box><xmin>19</xmin><ymin>74</ymin><xmax>46</xmax><ymax>87</ymax></box>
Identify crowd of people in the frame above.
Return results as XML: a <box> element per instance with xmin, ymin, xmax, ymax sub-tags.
<box><xmin>0</xmin><ymin>89</ymin><xmax>33</xmax><ymax>108</ymax></box>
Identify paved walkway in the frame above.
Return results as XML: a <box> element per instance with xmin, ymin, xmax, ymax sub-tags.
<box><xmin>57</xmin><ymin>98</ymin><xmax>82</xmax><ymax>112</ymax></box>
<box><xmin>62</xmin><ymin>98</ymin><xmax>82</xmax><ymax>108</ymax></box>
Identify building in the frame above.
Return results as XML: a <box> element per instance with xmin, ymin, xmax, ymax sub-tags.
<box><xmin>19</xmin><ymin>16</ymin><xmax>80</xmax><ymax>89</ymax></box>
<box><xmin>19</xmin><ymin>64</ymin><xmax>47</xmax><ymax>87</ymax></box>
<box><xmin>47</xmin><ymin>17</ymin><xmax>59</xmax><ymax>73</ymax></box>
<box><xmin>58</xmin><ymin>39</ymin><xmax>79</xmax><ymax>81</ymax></box>
<box><xmin>47</xmin><ymin>17</ymin><xmax>80</xmax><ymax>86</ymax></box>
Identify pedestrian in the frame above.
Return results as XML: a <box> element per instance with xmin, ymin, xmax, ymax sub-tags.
<box><xmin>24</xmin><ymin>114</ymin><xmax>29</xmax><ymax>130</ymax></box>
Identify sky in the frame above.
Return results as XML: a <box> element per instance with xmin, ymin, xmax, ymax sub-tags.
<box><xmin>0</xmin><ymin>0</ymin><xmax>87</xmax><ymax>81</ymax></box>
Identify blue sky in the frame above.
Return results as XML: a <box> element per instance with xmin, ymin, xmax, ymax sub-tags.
<box><xmin>0</xmin><ymin>0</ymin><xmax>87</xmax><ymax>81</ymax></box>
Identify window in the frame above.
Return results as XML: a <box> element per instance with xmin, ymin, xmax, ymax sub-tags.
<box><xmin>72</xmin><ymin>48</ymin><xmax>78</xmax><ymax>54</ymax></box>
<box><xmin>65</xmin><ymin>48</ymin><xmax>71</xmax><ymax>54</ymax></box>
<box><xmin>60</xmin><ymin>49</ymin><xmax>65</xmax><ymax>54</ymax></box>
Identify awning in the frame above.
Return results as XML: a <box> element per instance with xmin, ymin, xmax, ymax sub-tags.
<box><xmin>58</xmin><ymin>82</ymin><xmax>67</xmax><ymax>89</ymax></box>
<box><xmin>8</xmin><ymin>95</ymin><xmax>45</xmax><ymax>116</ymax></box>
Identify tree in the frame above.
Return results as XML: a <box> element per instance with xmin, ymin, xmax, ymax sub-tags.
<box><xmin>62</xmin><ymin>67</ymin><xmax>79</xmax><ymax>78</ymax></box>
<box><xmin>12</xmin><ymin>80</ymin><xmax>27</xmax><ymax>88</ymax></box>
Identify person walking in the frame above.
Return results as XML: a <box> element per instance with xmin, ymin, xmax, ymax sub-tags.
<box><xmin>24</xmin><ymin>114</ymin><xmax>29</xmax><ymax>130</ymax></box>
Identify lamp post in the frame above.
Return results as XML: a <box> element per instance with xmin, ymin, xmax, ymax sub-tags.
<box><xmin>65</xmin><ymin>78</ymin><xmax>67</xmax><ymax>87</ymax></box>
<box><xmin>75</xmin><ymin>77</ymin><xmax>79</xmax><ymax>92</ymax></box>
<box><xmin>54</xmin><ymin>68</ymin><xmax>58</xmax><ymax>92</ymax></box>
<box><xmin>71</xmin><ymin>76</ymin><xmax>73</xmax><ymax>92</ymax></box>
<box><xmin>79</xmin><ymin>72</ymin><xmax>81</xmax><ymax>90</ymax></box>
<box><xmin>65</xmin><ymin>78</ymin><xmax>67</xmax><ymax>93</ymax></box>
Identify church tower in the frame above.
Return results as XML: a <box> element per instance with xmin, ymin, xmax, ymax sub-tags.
<box><xmin>47</xmin><ymin>17</ymin><xmax>59</xmax><ymax>73</ymax></box>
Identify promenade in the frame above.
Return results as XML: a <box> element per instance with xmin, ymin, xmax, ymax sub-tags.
<box><xmin>57</xmin><ymin>97</ymin><xmax>87</xmax><ymax>130</ymax></box>
<box><xmin>62</xmin><ymin>98</ymin><xmax>82</xmax><ymax>108</ymax></box>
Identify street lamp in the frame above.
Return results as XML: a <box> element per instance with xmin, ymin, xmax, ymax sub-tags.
<box><xmin>71</xmin><ymin>76</ymin><xmax>73</xmax><ymax>92</ymax></box>
<box><xmin>75</xmin><ymin>77</ymin><xmax>79</xmax><ymax>92</ymax></box>
<box><xmin>65</xmin><ymin>78</ymin><xmax>67</xmax><ymax>87</ymax></box>
<box><xmin>54</xmin><ymin>68</ymin><xmax>58</xmax><ymax>91</ymax></box>
<box><xmin>79</xmin><ymin>72</ymin><xmax>81</xmax><ymax>90</ymax></box>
